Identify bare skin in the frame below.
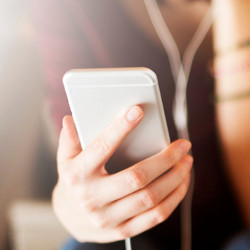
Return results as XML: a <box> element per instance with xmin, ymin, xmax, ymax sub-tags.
<box><xmin>53</xmin><ymin>106</ymin><xmax>192</xmax><ymax>242</ymax></box>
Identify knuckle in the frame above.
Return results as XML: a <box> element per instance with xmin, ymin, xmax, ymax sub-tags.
<box><xmin>154</xmin><ymin>207</ymin><xmax>167</xmax><ymax>224</ymax></box>
<box><xmin>92</xmin><ymin>212</ymin><xmax>110</xmax><ymax>229</ymax></box>
<box><xmin>81</xmin><ymin>198</ymin><xmax>98</xmax><ymax>212</ymax></box>
<box><xmin>162</xmin><ymin>150</ymin><xmax>176</xmax><ymax>166</ymax></box>
<box><xmin>126</xmin><ymin>168</ymin><xmax>147</xmax><ymax>190</ymax></box>
<box><xmin>66</xmin><ymin>170</ymin><xmax>81</xmax><ymax>186</ymax></box>
<box><xmin>116</xmin><ymin>227</ymin><xmax>131</xmax><ymax>240</ymax></box>
<box><xmin>78</xmin><ymin>189</ymin><xmax>98</xmax><ymax>212</ymax></box>
<box><xmin>140</xmin><ymin>189</ymin><xmax>158</xmax><ymax>209</ymax></box>
<box><xmin>93</xmin><ymin>135</ymin><xmax>110</xmax><ymax>153</ymax></box>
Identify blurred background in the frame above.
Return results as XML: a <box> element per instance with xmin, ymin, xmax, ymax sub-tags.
<box><xmin>0</xmin><ymin>1</ymin><xmax>67</xmax><ymax>249</ymax></box>
<box><xmin>1</xmin><ymin>1</ymin><xmax>247</xmax><ymax>250</ymax></box>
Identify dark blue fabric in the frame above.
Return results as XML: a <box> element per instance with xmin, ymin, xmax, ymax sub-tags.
<box><xmin>61</xmin><ymin>239</ymin><xmax>124</xmax><ymax>250</ymax></box>
<box><xmin>224</xmin><ymin>231</ymin><xmax>250</xmax><ymax>250</ymax></box>
<box><xmin>62</xmin><ymin>231</ymin><xmax>250</xmax><ymax>250</ymax></box>
<box><xmin>61</xmin><ymin>236</ymin><xmax>160</xmax><ymax>250</ymax></box>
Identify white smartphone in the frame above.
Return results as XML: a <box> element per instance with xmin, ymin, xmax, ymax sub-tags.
<box><xmin>63</xmin><ymin>68</ymin><xmax>170</xmax><ymax>173</ymax></box>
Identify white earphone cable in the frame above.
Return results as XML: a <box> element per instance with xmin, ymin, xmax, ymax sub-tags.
<box><xmin>125</xmin><ymin>238</ymin><xmax>132</xmax><ymax>250</ymax></box>
<box><xmin>144</xmin><ymin>0</ymin><xmax>214</xmax><ymax>135</ymax></box>
<box><xmin>144</xmin><ymin>0</ymin><xmax>181</xmax><ymax>82</ymax></box>
<box><xmin>142</xmin><ymin>2</ymin><xmax>214</xmax><ymax>250</ymax></box>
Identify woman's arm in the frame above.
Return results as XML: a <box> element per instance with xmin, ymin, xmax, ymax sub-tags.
<box><xmin>213</xmin><ymin>0</ymin><xmax>250</xmax><ymax>226</ymax></box>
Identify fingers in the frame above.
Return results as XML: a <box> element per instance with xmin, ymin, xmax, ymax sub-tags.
<box><xmin>103</xmin><ymin>154</ymin><xmax>193</xmax><ymax>228</ymax></box>
<box><xmin>57</xmin><ymin>116</ymin><xmax>82</xmax><ymax>166</ymax></box>
<box><xmin>80</xmin><ymin>106</ymin><xmax>144</xmax><ymax>175</ymax></box>
<box><xmin>74</xmin><ymin>155</ymin><xmax>192</xmax><ymax>238</ymax></box>
<box><xmin>99</xmin><ymin>139</ymin><xmax>192</xmax><ymax>204</ymax></box>
<box><xmin>114</xmin><ymin>174</ymin><xmax>191</xmax><ymax>240</ymax></box>
<box><xmin>82</xmin><ymin>168</ymin><xmax>191</xmax><ymax>241</ymax></box>
<box><xmin>57</xmin><ymin>106</ymin><xmax>144</xmax><ymax>183</ymax></box>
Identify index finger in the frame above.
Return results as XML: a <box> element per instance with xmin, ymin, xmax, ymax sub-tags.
<box><xmin>80</xmin><ymin>106</ymin><xmax>144</xmax><ymax>176</ymax></box>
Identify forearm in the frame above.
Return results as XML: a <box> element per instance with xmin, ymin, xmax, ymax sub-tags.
<box><xmin>212</xmin><ymin>0</ymin><xmax>250</xmax><ymax>225</ymax></box>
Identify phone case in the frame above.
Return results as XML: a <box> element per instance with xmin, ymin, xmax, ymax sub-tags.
<box><xmin>63</xmin><ymin>68</ymin><xmax>170</xmax><ymax>173</ymax></box>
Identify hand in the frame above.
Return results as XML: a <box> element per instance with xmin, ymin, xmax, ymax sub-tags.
<box><xmin>53</xmin><ymin>106</ymin><xmax>193</xmax><ymax>243</ymax></box>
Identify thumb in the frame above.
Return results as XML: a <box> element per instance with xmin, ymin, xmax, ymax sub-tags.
<box><xmin>57</xmin><ymin>116</ymin><xmax>82</xmax><ymax>165</ymax></box>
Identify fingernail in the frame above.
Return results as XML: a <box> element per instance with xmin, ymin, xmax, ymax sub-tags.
<box><xmin>126</xmin><ymin>106</ymin><xmax>142</xmax><ymax>122</ymax></box>
<box><xmin>179</xmin><ymin>140</ymin><xmax>191</xmax><ymax>153</ymax></box>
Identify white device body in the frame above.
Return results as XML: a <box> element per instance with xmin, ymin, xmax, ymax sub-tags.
<box><xmin>63</xmin><ymin>68</ymin><xmax>170</xmax><ymax>173</ymax></box>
